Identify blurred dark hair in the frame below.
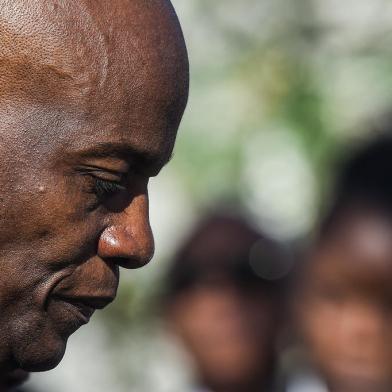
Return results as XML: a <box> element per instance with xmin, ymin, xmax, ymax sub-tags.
<box><xmin>164</xmin><ymin>211</ymin><xmax>291</xmax><ymax>301</ymax></box>
<box><xmin>320</xmin><ymin>135</ymin><xmax>392</xmax><ymax>236</ymax></box>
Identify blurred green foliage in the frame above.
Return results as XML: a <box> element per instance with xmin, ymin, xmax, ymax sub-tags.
<box><xmin>103</xmin><ymin>0</ymin><xmax>392</xmax><ymax>341</ymax></box>
<box><xmin>173</xmin><ymin>0</ymin><xmax>392</xmax><ymax>213</ymax></box>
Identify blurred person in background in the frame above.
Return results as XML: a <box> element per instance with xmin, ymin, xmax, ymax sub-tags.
<box><xmin>164</xmin><ymin>212</ymin><xmax>290</xmax><ymax>392</ymax></box>
<box><xmin>292</xmin><ymin>136</ymin><xmax>392</xmax><ymax>392</ymax></box>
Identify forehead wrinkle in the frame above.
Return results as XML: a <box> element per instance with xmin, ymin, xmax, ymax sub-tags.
<box><xmin>0</xmin><ymin>58</ymin><xmax>75</xmax><ymax>105</ymax></box>
<box><xmin>0</xmin><ymin>0</ymin><xmax>109</xmax><ymax>104</ymax></box>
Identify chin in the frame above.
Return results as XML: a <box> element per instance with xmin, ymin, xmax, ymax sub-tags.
<box><xmin>12</xmin><ymin>329</ymin><xmax>68</xmax><ymax>372</ymax></box>
<box><xmin>327</xmin><ymin>365</ymin><xmax>390</xmax><ymax>392</ymax></box>
<box><xmin>10</xmin><ymin>298</ymin><xmax>88</xmax><ymax>371</ymax></box>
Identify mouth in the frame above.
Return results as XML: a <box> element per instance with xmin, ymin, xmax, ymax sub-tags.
<box><xmin>51</xmin><ymin>294</ymin><xmax>114</xmax><ymax>325</ymax></box>
<box><xmin>331</xmin><ymin>357</ymin><xmax>386</xmax><ymax>382</ymax></box>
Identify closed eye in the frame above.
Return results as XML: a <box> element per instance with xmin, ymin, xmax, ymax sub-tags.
<box><xmin>93</xmin><ymin>177</ymin><xmax>126</xmax><ymax>200</ymax></box>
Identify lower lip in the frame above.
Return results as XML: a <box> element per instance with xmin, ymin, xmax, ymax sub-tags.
<box><xmin>53</xmin><ymin>297</ymin><xmax>95</xmax><ymax>326</ymax></box>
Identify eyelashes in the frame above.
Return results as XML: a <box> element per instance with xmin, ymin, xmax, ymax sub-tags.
<box><xmin>74</xmin><ymin>166</ymin><xmax>130</xmax><ymax>211</ymax></box>
<box><xmin>92</xmin><ymin>177</ymin><xmax>126</xmax><ymax>200</ymax></box>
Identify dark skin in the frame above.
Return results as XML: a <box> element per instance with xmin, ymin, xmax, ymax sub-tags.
<box><xmin>0</xmin><ymin>0</ymin><xmax>188</xmax><ymax>374</ymax></box>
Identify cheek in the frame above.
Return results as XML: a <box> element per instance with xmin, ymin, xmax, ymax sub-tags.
<box><xmin>0</xmin><ymin>174</ymin><xmax>103</xmax><ymax>256</ymax></box>
<box><xmin>300</xmin><ymin>300</ymin><xmax>392</xmax><ymax>373</ymax></box>
<box><xmin>0</xmin><ymin>184</ymin><xmax>104</xmax><ymax>319</ymax></box>
<box><xmin>0</xmin><ymin>165</ymin><xmax>106</xmax><ymax>284</ymax></box>
<box><xmin>299</xmin><ymin>299</ymin><xmax>341</xmax><ymax>356</ymax></box>
<box><xmin>0</xmin><ymin>220</ymin><xmax>101</xmax><ymax>315</ymax></box>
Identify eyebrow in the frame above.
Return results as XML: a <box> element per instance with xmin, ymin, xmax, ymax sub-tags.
<box><xmin>74</xmin><ymin>142</ymin><xmax>173</xmax><ymax>177</ymax></box>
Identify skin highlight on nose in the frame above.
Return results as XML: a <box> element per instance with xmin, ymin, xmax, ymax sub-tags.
<box><xmin>98</xmin><ymin>223</ymin><xmax>155</xmax><ymax>269</ymax></box>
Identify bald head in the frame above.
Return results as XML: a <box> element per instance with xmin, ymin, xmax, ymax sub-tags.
<box><xmin>0</xmin><ymin>0</ymin><xmax>188</xmax><ymax>113</ymax></box>
<box><xmin>0</xmin><ymin>0</ymin><xmax>188</xmax><ymax>373</ymax></box>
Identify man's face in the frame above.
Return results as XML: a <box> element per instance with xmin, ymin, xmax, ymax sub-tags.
<box><xmin>0</xmin><ymin>0</ymin><xmax>188</xmax><ymax>372</ymax></box>
<box><xmin>297</xmin><ymin>207</ymin><xmax>392</xmax><ymax>391</ymax></box>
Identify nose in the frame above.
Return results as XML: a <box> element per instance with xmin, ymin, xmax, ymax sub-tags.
<box><xmin>97</xmin><ymin>192</ymin><xmax>155</xmax><ymax>269</ymax></box>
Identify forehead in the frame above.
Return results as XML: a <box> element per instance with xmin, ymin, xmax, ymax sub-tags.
<box><xmin>0</xmin><ymin>0</ymin><xmax>188</xmax><ymax>161</ymax></box>
<box><xmin>307</xmin><ymin>208</ymin><xmax>392</xmax><ymax>294</ymax></box>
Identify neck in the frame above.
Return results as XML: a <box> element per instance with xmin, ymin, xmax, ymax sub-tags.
<box><xmin>0</xmin><ymin>339</ymin><xmax>16</xmax><ymax>376</ymax></box>
<box><xmin>0</xmin><ymin>369</ymin><xmax>29</xmax><ymax>392</ymax></box>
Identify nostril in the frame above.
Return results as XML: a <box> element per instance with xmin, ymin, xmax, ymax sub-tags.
<box><xmin>107</xmin><ymin>255</ymin><xmax>153</xmax><ymax>270</ymax></box>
